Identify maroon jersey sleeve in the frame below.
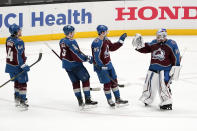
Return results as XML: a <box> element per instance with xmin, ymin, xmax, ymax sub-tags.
<box><xmin>105</xmin><ymin>39</ymin><xmax>122</xmax><ymax>51</ymax></box>
<box><xmin>22</xmin><ymin>48</ymin><xmax>26</xmax><ymax>63</ymax></box>
<box><xmin>136</xmin><ymin>43</ymin><xmax>151</xmax><ymax>53</ymax></box>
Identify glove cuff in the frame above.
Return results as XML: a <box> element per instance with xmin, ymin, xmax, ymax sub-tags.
<box><xmin>118</xmin><ymin>40</ymin><xmax>124</xmax><ymax>44</ymax></box>
<box><xmin>21</xmin><ymin>64</ymin><xmax>27</xmax><ymax>68</ymax></box>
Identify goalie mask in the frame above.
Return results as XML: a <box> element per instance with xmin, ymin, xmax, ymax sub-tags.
<box><xmin>156</xmin><ymin>28</ymin><xmax>167</xmax><ymax>42</ymax></box>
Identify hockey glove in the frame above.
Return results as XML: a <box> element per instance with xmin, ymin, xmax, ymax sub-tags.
<box><xmin>86</xmin><ymin>55</ymin><xmax>93</xmax><ymax>64</ymax></box>
<box><xmin>119</xmin><ymin>33</ymin><xmax>127</xmax><ymax>44</ymax></box>
<box><xmin>132</xmin><ymin>33</ymin><xmax>145</xmax><ymax>49</ymax></box>
<box><xmin>21</xmin><ymin>64</ymin><xmax>30</xmax><ymax>72</ymax></box>
<box><xmin>169</xmin><ymin>66</ymin><xmax>181</xmax><ymax>80</ymax></box>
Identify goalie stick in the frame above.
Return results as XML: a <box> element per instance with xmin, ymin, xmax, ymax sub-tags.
<box><xmin>0</xmin><ymin>50</ymin><xmax>43</xmax><ymax>88</ymax></box>
<box><xmin>45</xmin><ymin>43</ymin><xmax>101</xmax><ymax>91</ymax></box>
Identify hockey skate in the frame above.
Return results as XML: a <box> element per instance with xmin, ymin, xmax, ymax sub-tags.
<box><xmin>160</xmin><ymin>104</ymin><xmax>172</xmax><ymax>110</ymax></box>
<box><xmin>85</xmin><ymin>98</ymin><xmax>98</xmax><ymax>105</ymax></box>
<box><xmin>107</xmin><ymin>99</ymin><xmax>115</xmax><ymax>107</ymax></box>
<box><xmin>115</xmin><ymin>98</ymin><xmax>128</xmax><ymax>107</ymax></box>
<box><xmin>19</xmin><ymin>99</ymin><xmax>29</xmax><ymax>111</ymax></box>
<box><xmin>14</xmin><ymin>94</ymin><xmax>20</xmax><ymax>107</ymax></box>
<box><xmin>144</xmin><ymin>103</ymin><xmax>150</xmax><ymax>107</ymax></box>
<box><xmin>77</xmin><ymin>98</ymin><xmax>85</xmax><ymax>108</ymax></box>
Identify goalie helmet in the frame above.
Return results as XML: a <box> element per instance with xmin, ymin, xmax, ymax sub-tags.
<box><xmin>9</xmin><ymin>24</ymin><xmax>21</xmax><ymax>35</ymax></box>
<box><xmin>156</xmin><ymin>28</ymin><xmax>167</xmax><ymax>42</ymax></box>
<box><xmin>63</xmin><ymin>25</ymin><xmax>75</xmax><ymax>35</ymax></box>
<box><xmin>97</xmin><ymin>25</ymin><xmax>108</xmax><ymax>35</ymax></box>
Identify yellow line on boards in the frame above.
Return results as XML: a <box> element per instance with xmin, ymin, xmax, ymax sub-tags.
<box><xmin>0</xmin><ymin>29</ymin><xmax>197</xmax><ymax>44</ymax></box>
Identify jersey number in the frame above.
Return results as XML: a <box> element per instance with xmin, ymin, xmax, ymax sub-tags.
<box><xmin>104</xmin><ymin>48</ymin><xmax>109</xmax><ymax>58</ymax></box>
<box><xmin>62</xmin><ymin>49</ymin><xmax>66</xmax><ymax>56</ymax></box>
<box><xmin>7</xmin><ymin>48</ymin><xmax>13</xmax><ymax>61</ymax></box>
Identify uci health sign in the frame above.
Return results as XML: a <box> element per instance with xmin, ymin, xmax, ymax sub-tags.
<box><xmin>0</xmin><ymin>0</ymin><xmax>197</xmax><ymax>43</ymax></box>
<box><xmin>0</xmin><ymin>9</ymin><xmax>92</xmax><ymax>29</ymax></box>
<box><xmin>0</xmin><ymin>2</ymin><xmax>94</xmax><ymax>38</ymax></box>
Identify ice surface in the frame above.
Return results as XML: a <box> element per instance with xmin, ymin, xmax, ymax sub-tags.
<box><xmin>0</xmin><ymin>36</ymin><xmax>197</xmax><ymax>131</ymax></box>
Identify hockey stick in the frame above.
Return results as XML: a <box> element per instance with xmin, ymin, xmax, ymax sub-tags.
<box><xmin>45</xmin><ymin>42</ymin><xmax>101</xmax><ymax>91</ymax></box>
<box><xmin>0</xmin><ymin>50</ymin><xmax>43</xmax><ymax>88</ymax></box>
<box><xmin>61</xmin><ymin>43</ymin><xmax>125</xmax><ymax>88</ymax></box>
<box><xmin>95</xmin><ymin>65</ymin><xmax>125</xmax><ymax>88</ymax></box>
<box><xmin>57</xmin><ymin>43</ymin><xmax>125</xmax><ymax>88</ymax></box>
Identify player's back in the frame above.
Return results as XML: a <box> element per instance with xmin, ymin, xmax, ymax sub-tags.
<box><xmin>59</xmin><ymin>38</ymin><xmax>84</xmax><ymax>71</ymax></box>
<box><xmin>5</xmin><ymin>36</ymin><xmax>25</xmax><ymax>73</ymax></box>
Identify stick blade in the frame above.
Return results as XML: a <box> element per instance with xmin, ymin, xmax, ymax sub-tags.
<box><xmin>118</xmin><ymin>84</ymin><xmax>125</xmax><ymax>88</ymax></box>
<box><xmin>90</xmin><ymin>87</ymin><xmax>101</xmax><ymax>91</ymax></box>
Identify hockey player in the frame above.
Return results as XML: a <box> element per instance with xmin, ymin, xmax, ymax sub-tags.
<box><xmin>5</xmin><ymin>24</ymin><xmax>30</xmax><ymax>109</ymax></box>
<box><xmin>59</xmin><ymin>25</ymin><xmax>98</xmax><ymax>107</ymax></box>
<box><xmin>132</xmin><ymin>28</ymin><xmax>181</xmax><ymax>110</ymax></box>
<box><xmin>91</xmin><ymin>25</ymin><xmax>128</xmax><ymax>107</ymax></box>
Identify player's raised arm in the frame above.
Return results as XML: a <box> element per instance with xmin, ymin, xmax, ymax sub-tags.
<box><xmin>107</xmin><ymin>33</ymin><xmax>127</xmax><ymax>51</ymax></box>
<box><xmin>132</xmin><ymin>33</ymin><xmax>151</xmax><ymax>53</ymax></box>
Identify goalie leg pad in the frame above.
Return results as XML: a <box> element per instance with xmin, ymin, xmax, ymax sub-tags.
<box><xmin>139</xmin><ymin>70</ymin><xmax>159</xmax><ymax>105</ymax></box>
<box><xmin>159</xmin><ymin>71</ymin><xmax>172</xmax><ymax>106</ymax></box>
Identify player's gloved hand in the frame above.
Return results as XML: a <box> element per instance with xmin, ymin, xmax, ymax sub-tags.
<box><xmin>86</xmin><ymin>55</ymin><xmax>93</xmax><ymax>64</ymax></box>
<box><xmin>119</xmin><ymin>33</ymin><xmax>127</xmax><ymax>44</ymax></box>
<box><xmin>21</xmin><ymin>64</ymin><xmax>30</xmax><ymax>72</ymax></box>
<box><xmin>132</xmin><ymin>33</ymin><xmax>145</xmax><ymax>49</ymax></box>
<box><xmin>169</xmin><ymin>66</ymin><xmax>181</xmax><ymax>80</ymax></box>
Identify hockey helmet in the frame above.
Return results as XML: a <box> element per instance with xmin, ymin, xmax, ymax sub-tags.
<box><xmin>9</xmin><ymin>24</ymin><xmax>21</xmax><ymax>35</ymax></box>
<box><xmin>156</xmin><ymin>28</ymin><xmax>167</xmax><ymax>41</ymax></box>
<box><xmin>97</xmin><ymin>25</ymin><xmax>108</xmax><ymax>35</ymax></box>
<box><xmin>63</xmin><ymin>25</ymin><xmax>75</xmax><ymax>35</ymax></box>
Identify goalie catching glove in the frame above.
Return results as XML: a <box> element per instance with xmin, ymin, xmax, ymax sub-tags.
<box><xmin>132</xmin><ymin>33</ymin><xmax>145</xmax><ymax>49</ymax></box>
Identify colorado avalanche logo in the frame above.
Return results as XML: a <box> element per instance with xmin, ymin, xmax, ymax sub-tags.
<box><xmin>104</xmin><ymin>46</ymin><xmax>110</xmax><ymax>58</ymax></box>
<box><xmin>152</xmin><ymin>48</ymin><xmax>165</xmax><ymax>61</ymax></box>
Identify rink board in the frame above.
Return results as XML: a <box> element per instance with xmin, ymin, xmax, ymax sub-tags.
<box><xmin>0</xmin><ymin>0</ymin><xmax>197</xmax><ymax>44</ymax></box>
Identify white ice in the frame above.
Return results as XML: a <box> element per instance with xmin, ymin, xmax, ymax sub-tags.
<box><xmin>0</xmin><ymin>36</ymin><xmax>197</xmax><ymax>131</ymax></box>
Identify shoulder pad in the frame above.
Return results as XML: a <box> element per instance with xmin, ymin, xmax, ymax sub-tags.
<box><xmin>104</xmin><ymin>37</ymin><xmax>109</xmax><ymax>40</ymax></box>
<box><xmin>18</xmin><ymin>39</ymin><xmax>24</xmax><ymax>45</ymax></box>
<box><xmin>166</xmin><ymin>39</ymin><xmax>177</xmax><ymax>46</ymax></box>
<box><xmin>170</xmin><ymin>39</ymin><xmax>177</xmax><ymax>45</ymax></box>
<box><xmin>60</xmin><ymin>38</ymin><xmax>65</xmax><ymax>44</ymax></box>
<box><xmin>149</xmin><ymin>39</ymin><xmax>157</xmax><ymax>46</ymax></box>
<box><xmin>17</xmin><ymin>41</ymin><xmax>24</xmax><ymax>49</ymax></box>
<box><xmin>93</xmin><ymin>38</ymin><xmax>99</xmax><ymax>43</ymax></box>
<box><xmin>17</xmin><ymin>38</ymin><xmax>23</xmax><ymax>42</ymax></box>
<box><xmin>70</xmin><ymin>39</ymin><xmax>75</xmax><ymax>41</ymax></box>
